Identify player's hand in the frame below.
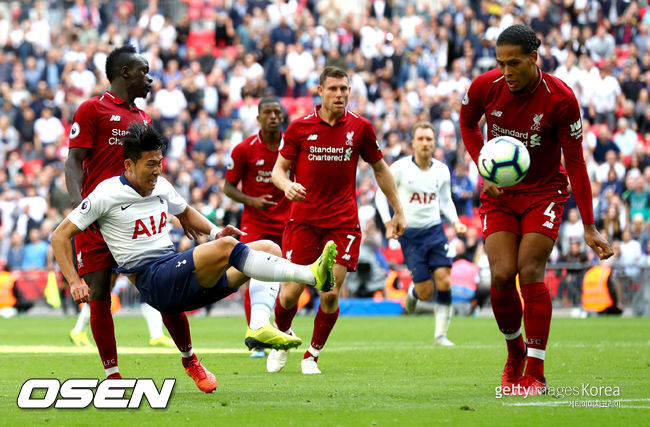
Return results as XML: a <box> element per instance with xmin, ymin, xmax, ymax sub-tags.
<box><xmin>251</xmin><ymin>194</ymin><xmax>278</xmax><ymax>210</ymax></box>
<box><xmin>584</xmin><ymin>224</ymin><xmax>614</xmax><ymax>260</ymax></box>
<box><xmin>178</xmin><ymin>216</ymin><xmax>200</xmax><ymax>240</ymax></box>
<box><xmin>453</xmin><ymin>221</ymin><xmax>467</xmax><ymax>235</ymax></box>
<box><xmin>483</xmin><ymin>180</ymin><xmax>503</xmax><ymax>198</ymax></box>
<box><xmin>390</xmin><ymin>212</ymin><xmax>407</xmax><ymax>239</ymax></box>
<box><xmin>284</xmin><ymin>182</ymin><xmax>307</xmax><ymax>201</ymax></box>
<box><xmin>215</xmin><ymin>225</ymin><xmax>245</xmax><ymax>239</ymax></box>
<box><xmin>70</xmin><ymin>280</ymin><xmax>90</xmax><ymax>304</ymax></box>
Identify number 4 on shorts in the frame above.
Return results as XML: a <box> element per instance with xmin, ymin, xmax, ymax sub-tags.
<box><xmin>542</xmin><ymin>202</ymin><xmax>555</xmax><ymax>229</ymax></box>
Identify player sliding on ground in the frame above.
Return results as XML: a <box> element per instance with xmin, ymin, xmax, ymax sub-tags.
<box><xmin>52</xmin><ymin>123</ymin><xmax>337</xmax><ymax>393</ymax></box>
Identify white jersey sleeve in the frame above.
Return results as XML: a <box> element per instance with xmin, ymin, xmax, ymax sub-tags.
<box><xmin>158</xmin><ymin>177</ymin><xmax>187</xmax><ymax>215</ymax></box>
<box><xmin>67</xmin><ymin>181</ymin><xmax>112</xmax><ymax>231</ymax></box>
<box><xmin>437</xmin><ymin>164</ymin><xmax>459</xmax><ymax>224</ymax></box>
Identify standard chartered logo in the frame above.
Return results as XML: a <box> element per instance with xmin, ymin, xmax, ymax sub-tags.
<box><xmin>308</xmin><ymin>145</ymin><xmax>353</xmax><ymax>162</ymax></box>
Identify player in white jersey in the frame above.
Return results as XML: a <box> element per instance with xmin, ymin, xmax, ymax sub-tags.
<box><xmin>52</xmin><ymin>123</ymin><xmax>338</xmax><ymax>392</ymax></box>
<box><xmin>376</xmin><ymin>122</ymin><xmax>467</xmax><ymax>346</ymax></box>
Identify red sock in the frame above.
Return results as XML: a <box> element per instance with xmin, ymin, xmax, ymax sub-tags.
<box><xmin>490</xmin><ymin>285</ymin><xmax>525</xmax><ymax>358</ymax></box>
<box><xmin>244</xmin><ymin>288</ymin><xmax>251</xmax><ymax>325</ymax></box>
<box><xmin>89</xmin><ymin>300</ymin><xmax>118</xmax><ymax>373</ymax></box>
<box><xmin>161</xmin><ymin>312</ymin><xmax>193</xmax><ymax>357</ymax></box>
<box><xmin>274</xmin><ymin>295</ymin><xmax>297</xmax><ymax>333</ymax></box>
<box><xmin>307</xmin><ymin>306</ymin><xmax>339</xmax><ymax>356</ymax></box>
<box><xmin>107</xmin><ymin>373</ymin><xmax>122</xmax><ymax>379</ymax></box>
<box><xmin>521</xmin><ymin>282</ymin><xmax>552</xmax><ymax>380</ymax></box>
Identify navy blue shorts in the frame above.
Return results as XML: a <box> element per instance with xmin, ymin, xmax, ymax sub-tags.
<box><xmin>398</xmin><ymin>224</ymin><xmax>453</xmax><ymax>283</ymax></box>
<box><xmin>132</xmin><ymin>249</ymin><xmax>236</xmax><ymax>314</ymax></box>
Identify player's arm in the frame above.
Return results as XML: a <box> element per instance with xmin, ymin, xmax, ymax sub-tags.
<box><xmin>51</xmin><ymin>219</ymin><xmax>88</xmax><ymax>304</ymax></box>
<box><xmin>65</xmin><ymin>147</ymin><xmax>90</xmax><ymax>207</ymax></box>
<box><xmin>371</xmin><ymin>159</ymin><xmax>406</xmax><ymax>238</ymax></box>
<box><xmin>272</xmin><ymin>153</ymin><xmax>306</xmax><ymax>201</ymax></box>
<box><xmin>559</xmin><ymin>102</ymin><xmax>613</xmax><ymax>260</ymax></box>
<box><xmin>375</xmin><ymin>162</ymin><xmax>400</xmax><ymax>239</ymax></box>
<box><xmin>224</xmin><ymin>180</ymin><xmax>278</xmax><ymax>210</ymax></box>
<box><xmin>175</xmin><ymin>205</ymin><xmax>244</xmax><ymax>240</ymax></box>
<box><xmin>460</xmin><ymin>79</ymin><xmax>502</xmax><ymax>198</ymax></box>
<box><xmin>440</xmin><ymin>169</ymin><xmax>467</xmax><ymax>235</ymax></box>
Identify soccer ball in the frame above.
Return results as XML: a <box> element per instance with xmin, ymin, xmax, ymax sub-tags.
<box><xmin>477</xmin><ymin>136</ymin><xmax>530</xmax><ymax>187</ymax></box>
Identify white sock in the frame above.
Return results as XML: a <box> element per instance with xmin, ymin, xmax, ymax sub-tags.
<box><xmin>307</xmin><ymin>345</ymin><xmax>320</xmax><ymax>358</ymax></box>
<box><xmin>73</xmin><ymin>303</ymin><xmax>90</xmax><ymax>333</ymax></box>
<box><xmin>528</xmin><ymin>348</ymin><xmax>545</xmax><ymax>360</ymax></box>
<box><xmin>434</xmin><ymin>304</ymin><xmax>452</xmax><ymax>338</ymax></box>
<box><xmin>105</xmin><ymin>366</ymin><xmax>119</xmax><ymax>377</ymax></box>
<box><xmin>240</xmin><ymin>249</ymin><xmax>315</xmax><ymax>285</ymax></box>
<box><xmin>503</xmin><ymin>327</ymin><xmax>522</xmax><ymax>340</ymax></box>
<box><xmin>249</xmin><ymin>279</ymin><xmax>279</xmax><ymax>330</ymax></box>
<box><xmin>181</xmin><ymin>348</ymin><xmax>194</xmax><ymax>359</ymax></box>
<box><xmin>141</xmin><ymin>302</ymin><xmax>164</xmax><ymax>339</ymax></box>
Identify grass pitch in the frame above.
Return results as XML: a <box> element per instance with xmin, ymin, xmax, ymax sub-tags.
<box><xmin>0</xmin><ymin>315</ymin><xmax>648</xmax><ymax>425</ymax></box>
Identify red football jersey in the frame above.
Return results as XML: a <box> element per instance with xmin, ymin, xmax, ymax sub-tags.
<box><xmin>460</xmin><ymin>68</ymin><xmax>594</xmax><ymax>223</ymax></box>
<box><xmin>281</xmin><ymin>107</ymin><xmax>383</xmax><ymax>228</ymax></box>
<box><xmin>68</xmin><ymin>91</ymin><xmax>152</xmax><ymax>198</ymax></box>
<box><xmin>225</xmin><ymin>132</ymin><xmax>290</xmax><ymax>236</ymax></box>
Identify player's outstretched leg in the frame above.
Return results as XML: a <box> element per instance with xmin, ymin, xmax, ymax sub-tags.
<box><xmin>267</xmin><ymin>293</ymin><xmax>300</xmax><ymax>373</ymax></box>
<box><xmin>245</xmin><ymin>322</ymin><xmax>302</xmax><ymax>351</ymax></box>
<box><xmin>184</xmin><ymin>354</ymin><xmax>217</xmax><ymax>393</ymax></box>
<box><xmin>491</xmin><ymin>285</ymin><xmax>526</xmax><ymax>389</ymax></box>
<box><xmin>404</xmin><ymin>284</ymin><xmax>418</xmax><ymax>314</ymax></box>
<box><xmin>70</xmin><ymin>303</ymin><xmax>93</xmax><ymax>347</ymax></box>
<box><xmin>229</xmin><ymin>240</ymin><xmax>337</xmax><ymax>292</ymax></box>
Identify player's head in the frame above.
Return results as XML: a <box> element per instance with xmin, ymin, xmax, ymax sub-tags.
<box><xmin>411</xmin><ymin>122</ymin><xmax>435</xmax><ymax>159</ymax></box>
<box><xmin>495</xmin><ymin>25</ymin><xmax>541</xmax><ymax>93</ymax></box>
<box><xmin>105</xmin><ymin>45</ymin><xmax>153</xmax><ymax>100</ymax></box>
<box><xmin>257</xmin><ymin>97</ymin><xmax>283</xmax><ymax>134</ymax></box>
<box><xmin>122</xmin><ymin>123</ymin><xmax>165</xmax><ymax>196</ymax></box>
<box><xmin>318</xmin><ymin>66</ymin><xmax>350</xmax><ymax>117</ymax></box>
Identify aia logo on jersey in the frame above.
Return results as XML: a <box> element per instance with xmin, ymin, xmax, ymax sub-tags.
<box><xmin>345</xmin><ymin>131</ymin><xmax>354</xmax><ymax>146</ymax></box>
<box><xmin>531</xmin><ymin>113</ymin><xmax>543</xmax><ymax>131</ymax></box>
<box><xmin>132</xmin><ymin>213</ymin><xmax>168</xmax><ymax>239</ymax></box>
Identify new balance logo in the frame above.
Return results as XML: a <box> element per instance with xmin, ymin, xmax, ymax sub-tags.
<box><xmin>491</xmin><ymin>110</ymin><xmax>503</xmax><ymax>117</ymax></box>
<box><xmin>176</xmin><ymin>259</ymin><xmax>187</xmax><ymax>268</ymax></box>
<box><xmin>109</xmin><ymin>115</ymin><xmax>121</xmax><ymax>122</ymax></box>
<box><xmin>542</xmin><ymin>221</ymin><xmax>554</xmax><ymax>229</ymax></box>
<box><xmin>255</xmin><ymin>159</ymin><xmax>264</xmax><ymax>166</ymax></box>
<box><xmin>307</xmin><ymin>134</ymin><xmax>318</xmax><ymax>141</ymax></box>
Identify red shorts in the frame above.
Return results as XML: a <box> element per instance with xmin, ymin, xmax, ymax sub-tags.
<box><xmin>239</xmin><ymin>231</ymin><xmax>283</xmax><ymax>248</ymax></box>
<box><xmin>479</xmin><ymin>188</ymin><xmax>570</xmax><ymax>241</ymax></box>
<box><xmin>282</xmin><ymin>222</ymin><xmax>361</xmax><ymax>271</ymax></box>
<box><xmin>73</xmin><ymin>229</ymin><xmax>115</xmax><ymax>276</ymax></box>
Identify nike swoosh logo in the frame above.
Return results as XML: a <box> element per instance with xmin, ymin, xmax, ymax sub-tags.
<box><xmin>121</xmin><ymin>204</ymin><xmax>133</xmax><ymax>210</ymax></box>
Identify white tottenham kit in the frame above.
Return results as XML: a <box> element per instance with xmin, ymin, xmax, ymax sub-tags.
<box><xmin>67</xmin><ymin>175</ymin><xmax>187</xmax><ymax>272</ymax></box>
<box><xmin>375</xmin><ymin>156</ymin><xmax>458</xmax><ymax>229</ymax></box>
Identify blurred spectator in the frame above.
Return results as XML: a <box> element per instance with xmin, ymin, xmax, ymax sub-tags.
<box><xmin>559</xmin><ymin>208</ymin><xmax>586</xmax><ymax>256</ymax></box>
<box><xmin>6</xmin><ymin>231</ymin><xmax>24</xmax><ymax>271</ymax></box>
<box><xmin>612</xmin><ymin>117</ymin><xmax>640</xmax><ymax>157</ymax></box>
<box><xmin>450</xmin><ymin>162</ymin><xmax>474</xmax><ymax>218</ymax></box>
<box><xmin>21</xmin><ymin>227</ymin><xmax>48</xmax><ymax>270</ymax></box>
<box><xmin>623</xmin><ymin>175</ymin><xmax>650</xmax><ymax>222</ymax></box>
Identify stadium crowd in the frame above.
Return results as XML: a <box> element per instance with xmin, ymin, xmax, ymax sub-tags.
<box><xmin>0</xmin><ymin>0</ymin><xmax>649</xmax><ymax>311</ymax></box>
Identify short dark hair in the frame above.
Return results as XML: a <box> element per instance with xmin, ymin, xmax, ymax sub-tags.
<box><xmin>258</xmin><ymin>96</ymin><xmax>281</xmax><ymax>111</ymax></box>
<box><xmin>122</xmin><ymin>122</ymin><xmax>166</xmax><ymax>162</ymax></box>
<box><xmin>105</xmin><ymin>45</ymin><xmax>138</xmax><ymax>82</ymax></box>
<box><xmin>496</xmin><ymin>25</ymin><xmax>541</xmax><ymax>54</ymax></box>
<box><xmin>319</xmin><ymin>66</ymin><xmax>349</xmax><ymax>86</ymax></box>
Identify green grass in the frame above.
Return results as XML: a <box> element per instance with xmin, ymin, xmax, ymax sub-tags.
<box><xmin>0</xmin><ymin>315</ymin><xmax>648</xmax><ymax>425</ymax></box>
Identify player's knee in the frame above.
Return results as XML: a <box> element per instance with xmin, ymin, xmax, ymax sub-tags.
<box><xmin>517</xmin><ymin>263</ymin><xmax>544</xmax><ymax>284</ymax></box>
<box><xmin>436</xmin><ymin>277</ymin><xmax>452</xmax><ymax>292</ymax></box>
<box><xmin>417</xmin><ymin>286</ymin><xmax>434</xmax><ymax>301</ymax></box>
<box><xmin>490</xmin><ymin>270</ymin><xmax>517</xmax><ymax>290</ymax></box>
<box><xmin>258</xmin><ymin>239</ymin><xmax>281</xmax><ymax>257</ymax></box>
<box><xmin>319</xmin><ymin>290</ymin><xmax>339</xmax><ymax>306</ymax></box>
